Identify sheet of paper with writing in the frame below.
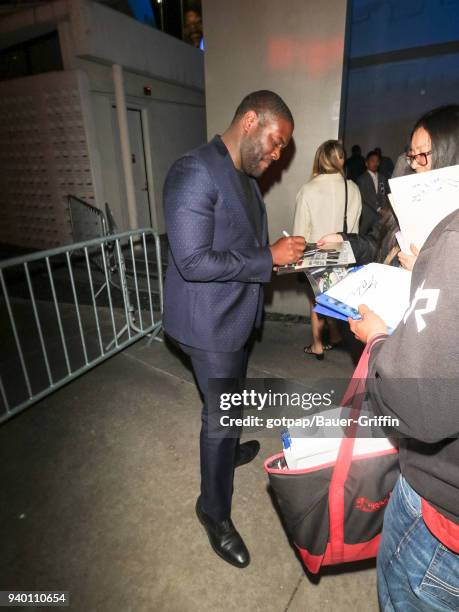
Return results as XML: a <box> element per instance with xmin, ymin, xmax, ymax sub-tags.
<box><xmin>389</xmin><ymin>165</ymin><xmax>459</xmax><ymax>250</ymax></box>
<box><xmin>322</xmin><ymin>263</ymin><xmax>411</xmax><ymax>330</ymax></box>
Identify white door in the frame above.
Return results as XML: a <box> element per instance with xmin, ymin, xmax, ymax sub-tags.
<box><xmin>112</xmin><ymin>106</ymin><xmax>152</xmax><ymax>229</ymax></box>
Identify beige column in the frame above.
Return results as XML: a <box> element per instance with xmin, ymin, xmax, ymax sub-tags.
<box><xmin>112</xmin><ymin>63</ymin><xmax>138</xmax><ymax>229</ymax></box>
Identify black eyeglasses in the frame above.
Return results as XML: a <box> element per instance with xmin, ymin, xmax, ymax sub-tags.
<box><xmin>405</xmin><ymin>151</ymin><xmax>432</xmax><ymax>167</ymax></box>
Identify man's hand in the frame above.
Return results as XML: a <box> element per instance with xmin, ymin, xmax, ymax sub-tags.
<box><xmin>398</xmin><ymin>243</ymin><xmax>419</xmax><ymax>271</ymax></box>
<box><xmin>348</xmin><ymin>304</ymin><xmax>388</xmax><ymax>344</ymax></box>
<box><xmin>316</xmin><ymin>233</ymin><xmax>344</xmax><ymax>247</ymax></box>
<box><xmin>269</xmin><ymin>236</ymin><xmax>306</xmax><ymax>265</ymax></box>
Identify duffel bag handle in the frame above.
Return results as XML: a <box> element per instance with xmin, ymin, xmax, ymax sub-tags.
<box><xmin>328</xmin><ymin>336</ymin><xmax>386</xmax><ymax>562</ymax></box>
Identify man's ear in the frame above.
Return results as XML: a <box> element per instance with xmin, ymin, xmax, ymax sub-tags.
<box><xmin>241</xmin><ymin>110</ymin><xmax>259</xmax><ymax>134</ymax></box>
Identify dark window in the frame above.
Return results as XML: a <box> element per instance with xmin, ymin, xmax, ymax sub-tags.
<box><xmin>0</xmin><ymin>31</ymin><xmax>63</xmax><ymax>82</ymax></box>
<box><xmin>163</xmin><ymin>0</ymin><xmax>183</xmax><ymax>40</ymax></box>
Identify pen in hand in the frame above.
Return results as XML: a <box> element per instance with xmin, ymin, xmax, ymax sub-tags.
<box><xmin>284</xmin><ymin>230</ymin><xmax>318</xmax><ymax>254</ymax></box>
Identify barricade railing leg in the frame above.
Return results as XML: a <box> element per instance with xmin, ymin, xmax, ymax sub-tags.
<box><xmin>146</xmin><ymin>232</ymin><xmax>164</xmax><ymax>345</ymax></box>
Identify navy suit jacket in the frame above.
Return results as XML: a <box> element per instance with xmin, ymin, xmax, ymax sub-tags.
<box><xmin>163</xmin><ymin>136</ymin><xmax>273</xmax><ymax>352</ymax></box>
<box><xmin>357</xmin><ymin>171</ymin><xmax>389</xmax><ymax>234</ymax></box>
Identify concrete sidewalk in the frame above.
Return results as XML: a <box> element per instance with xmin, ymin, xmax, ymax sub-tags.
<box><xmin>0</xmin><ymin>321</ymin><xmax>379</xmax><ymax>612</ymax></box>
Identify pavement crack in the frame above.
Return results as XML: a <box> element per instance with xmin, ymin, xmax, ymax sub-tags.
<box><xmin>283</xmin><ymin>575</ymin><xmax>304</xmax><ymax>612</ymax></box>
<box><xmin>122</xmin><ymin>350</ymin><xmax>194</xmax><ymax>386</ymax></box>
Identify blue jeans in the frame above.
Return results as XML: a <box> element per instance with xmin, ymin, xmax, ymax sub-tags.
<box><xmin>377</xmin><ymin>474</ymin><xmax>459</xmax><ymax>611</ymax></box>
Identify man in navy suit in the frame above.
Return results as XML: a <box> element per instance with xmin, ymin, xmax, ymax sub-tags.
<box><xmin>163</xmin><ymin>91</ymin><xmax>305</xmax><ymax>568</ymax></box>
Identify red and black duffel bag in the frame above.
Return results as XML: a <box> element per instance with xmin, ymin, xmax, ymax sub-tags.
<box><xmin>264</xmin><ymin>339</ymin><xmax>399</xmax><ymax>574</ymax></box>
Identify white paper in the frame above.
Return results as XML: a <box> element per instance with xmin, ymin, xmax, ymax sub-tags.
<box><xmin>283</xmin><ymin>438</ymin><xmax>395</xmax><ymax>470</ymax></box>
<box><xmin>324</xmin><ymin>263</ymin><xmax>411</xmax><ymax>330</ymax></box>
<box><xmin>389</xmin><ymin>165</ymin><xmax>459</xmax><ymax>250</ymax></box>
<box><xmin>395</xmin><ymin>230</ymin><xmax>410</xmax><ymax>253</ymax></box>
<box><xmin>283</xmin><ymin>408</ymin><xmax>396</xmax><ymax>470</ymax></box>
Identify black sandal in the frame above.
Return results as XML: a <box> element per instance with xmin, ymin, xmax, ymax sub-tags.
<box><xmin>303</xmin><ymin>345</ymin><xmax>325</xmax><ymax>361</ymax></box>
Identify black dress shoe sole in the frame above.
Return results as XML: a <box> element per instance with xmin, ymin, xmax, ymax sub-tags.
<box><xmin>234</xmin><ymin>440</ymin><xmax>260</xmax><ymax>468</ymax></box>
<box><xmin>195</xmin><ymin>501</ymin><xmax>250</xmax><ymax>569</ymax></box>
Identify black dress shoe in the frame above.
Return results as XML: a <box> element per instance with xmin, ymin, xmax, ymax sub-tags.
<box><xmin>195</xmin><ymin>498</ymin><xmax>250</xmax><ymax>568</ymax></box>
<box><xmin>234</xmin><ymin>440</ymin><xmax>260</xmax><ymax>468</ymax></box>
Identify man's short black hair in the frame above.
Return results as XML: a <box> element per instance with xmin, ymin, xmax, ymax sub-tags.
<box><xmin>184</xmin><ymin>1</ymin><xmax>201</xmax><ymax>13</ymax></box>
<box><xmin>366</xmin><ymin>149</ymin><xmax>380</xmax><ymax>161</ymax></box>
<box><xmin>232</xmin><ymin>90</ymin><xmax>294</xmax><ymax>126</ymax></box>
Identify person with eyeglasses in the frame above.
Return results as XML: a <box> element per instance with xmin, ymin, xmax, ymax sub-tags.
<box><xmin>348</xmin><ymin>104</ymin><xmax>459</xmax><ymax>611</ymax></box>
<box><xmin>405</xmin><ymin>150</ymin><xmax>432</xmax><ymax>167</ymax></box>
<box><xmin>392</xmin><ymin>145</ymin><xmax>415</xmax><ymax>179</ymax></box>
<box><xmin>316</xmin><ymin>109</ymin><xmax>451</xmax><ymax>271</ymax></box>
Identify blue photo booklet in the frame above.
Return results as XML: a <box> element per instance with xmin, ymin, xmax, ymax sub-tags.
<box><xmin>313</xmin><ymin>302</ymin><xmax>358</xmax><ymax>322</ymax></box>
<box><xmin>313</xmin><ymin>263</ymin><xmax>412</xmax><ymax>333</ymax></box>
<box><xmin>312</xmin><ymin>265</ymin><xmax>363</xmax><ymax>321</ymax></box>
<box><xmin>315</xmin><ymin>292</ymin><xmax>361</xmax><ymax>321</ymax></box>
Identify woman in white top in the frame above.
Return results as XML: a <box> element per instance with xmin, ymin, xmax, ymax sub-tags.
<box><xmin>293</xmin><ymin>140</ymin><xmax>362</xmax><ymax>359</ymax></box>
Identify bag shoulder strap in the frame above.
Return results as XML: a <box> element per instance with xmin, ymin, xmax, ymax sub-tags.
<box><xmin>343</xmin><ymin>176</ymin><xmax>348</xmax><ymax>234</ymax></box>
<box><xmin>328</xmin><ymin>336</ymin><xmax>386</xmax><ymax>562</ymax></box>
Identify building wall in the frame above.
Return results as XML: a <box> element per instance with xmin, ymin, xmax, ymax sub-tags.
<box><xmin>202</xmin><ymin>0</ymin><xmax>347</xmax><ymax>315</ymax></box>
<box><xmin>77</xmin><ymin>58</ymin><xmax>205</xmax><ymax>233</ymax></box>
<box><xmin>343</xmin><ymin>0</ymin><xmax>459</xmax><ymax>160</ymax></box>
<box><xmin>0</xmin><ymin>70</ymin><xmax>96</xmax><ymax>249</ymax></box>
<box><xmin>344</xmin><ymin>52</ymin><xmax>459</xmax><ymax>162</ymax></box>
<box><xmin>69</xmin><ymin>0</ymin><xmax>204</xmax><ymax>91</ymax></box>
<box><xmin>350</xmin><ymin>0</ymin><xmax>459</xmax><ymax>57</ymax></box>
<box><xmin>66</xmin><ymin>0</ymin><xmax>207</xmax><ymax>234</ymax></box>
<box><xmin>0</xmin><ymin>0</ymin><xmax>207</xmax><ymax>247</ymax></box>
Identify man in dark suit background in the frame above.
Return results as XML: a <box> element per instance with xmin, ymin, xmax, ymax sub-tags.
<box><xmin>344</xmin><ymin>144</ymin><xmax>366</xmax><ymax>183</ymax></box>
<box><xmin>374</xmin><ymin>147</ymin><xmax>394</xmax><ymax>179</ymax></box>
<box><xmin>358</xmin><ymin>150</ymin><xmax>390</xmax><ymax>235</ymax></box>
<box><xmin>163</xmin><ymin>91</ymin><xmax>305</xmax><ymax>568</ymax></box>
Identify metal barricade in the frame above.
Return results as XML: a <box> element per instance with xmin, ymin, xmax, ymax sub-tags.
<box><xmin>0</xmin><ymin>229</ymin><xmax>163</xmax><ymax>424</ymax></box>
<box><xmin>68</xmin><ymin>196</ymin><xmax>116</xmax><ymax>297</ymax></box>
<box><xmin>68</xmin><ymin>195</ymin><xmax>108</xmax><ymax>242</ymax></box>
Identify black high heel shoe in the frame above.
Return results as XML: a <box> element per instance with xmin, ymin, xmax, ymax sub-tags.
<box><xmin>303</xmin><ymin>345</ymin><xmax>325</xmax><ymax>360</ymax></box>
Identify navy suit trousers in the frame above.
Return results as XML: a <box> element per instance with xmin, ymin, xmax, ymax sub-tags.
<box><xmin>178</xmin><ymin>342</ymin><xmax>248</xmax><ymax>522</ymax></box>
